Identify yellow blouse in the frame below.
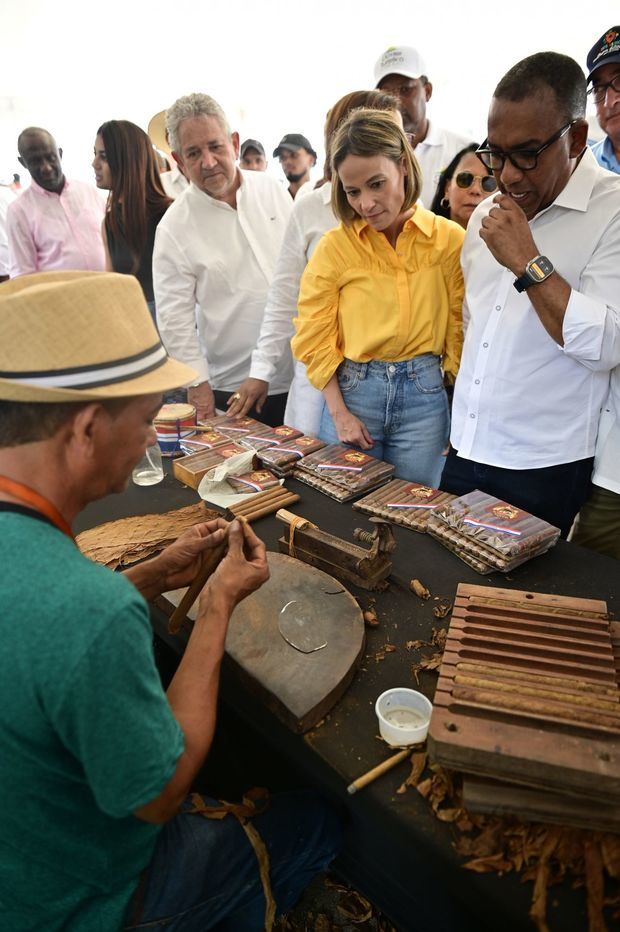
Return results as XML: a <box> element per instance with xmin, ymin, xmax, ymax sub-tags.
<box><xmin>292</xmin><ymin>206</ymin><xmax>465</xmax><ymax>391</ymax></box>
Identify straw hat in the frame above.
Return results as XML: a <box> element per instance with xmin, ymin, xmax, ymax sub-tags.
<box><xmin>0</xmin><ymin>271</ymin><xmax>196</xmax><ymax>402</ymax></box>
<box><xmin>148</xmin><ymin>110</ymin><xmax>171</xmax><ymax>155</ymax></box>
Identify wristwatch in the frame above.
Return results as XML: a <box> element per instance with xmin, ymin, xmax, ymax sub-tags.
<box><xmin>513</xmin><ymin>255</ymin><xmax>554</xmax><ymax>293</ymax></box>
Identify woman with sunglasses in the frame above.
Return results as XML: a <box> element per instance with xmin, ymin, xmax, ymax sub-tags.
<box><xmin>93</xmin><ymin>120</ymin><xmax>171</xmax><ymax>321</ymax></box>
<box><xmin>292</xmin><ymin>109</ymin><xmax>465</xmax><ymax>486</ymax></box>
<box><xmin>431</xmin><ymin>144</ymin><xmax>497</xmax><ymax>229</ymax></box>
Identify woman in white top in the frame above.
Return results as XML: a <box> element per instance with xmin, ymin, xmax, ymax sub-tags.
<box><xmin>227</xmin><ymin>89</ymin><xmax>399</xmax><ymax>433</ymax></box>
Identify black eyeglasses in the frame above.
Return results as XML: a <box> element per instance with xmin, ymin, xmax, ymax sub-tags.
<box><xmin>587</xmin><ymin>73</ymin><xmax>620</xmax><ymax>104</ymax></box>
<box><xmin>454</xmin><ymin>171</ymin><xmax>497</xmax><ymax>193</ymax></box>
<box><xmin>476</xmin><ymin>122</ymin><xmax>574</xmax><ymax>172</ymax></box>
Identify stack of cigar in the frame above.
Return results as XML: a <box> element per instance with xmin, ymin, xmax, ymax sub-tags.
<box><xmin>354</xmin><ymin>480</ymin><xmax>457</xmax><ymax>533</ymax></box>
<box><xmin>226</xmin><ymin>469</ymin><xmax>281</xmax><ymax>492</ymax></box>
<box><xmin>239</xmin><ymin>424</ymin><xmax>304</xmax><ymax>453</ymax></box>
<box><xmin>258</xmin><ymin>435</ymin><xmax>327</xmax><ymax>477</ymax></box>
<box><xmin>293</xmin><ymin>443</ymin><xmax>393</xmax><ymax>502</ymax></box>
<box><xmin>426</xmin><ymin>490</ymin><xmax>561</xmax><ymax>574</ymax></box>
<box><xmin>198</xmin><ymin>414</ymin><xmax>272</xmax><ymax>442</ymax></box>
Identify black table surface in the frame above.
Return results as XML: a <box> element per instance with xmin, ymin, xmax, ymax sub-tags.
<box><xmin>76</xmin><ymin>471</ymin><xmax>620</xmax><ymax>932</ymax></box>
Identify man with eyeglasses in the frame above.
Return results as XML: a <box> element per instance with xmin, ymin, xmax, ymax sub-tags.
<box><xmin>440</xmin><ymin>51</ymin><xmax>620</xmax><ymax>539</ymax></box>
<box><xmin>586</xmin><ymin>26</ymin><xmax>620</xmax><ymax>174</ymax></box>
<box><xmin>374</xmin><ymin>45</ymin><xmax>472</xmax><ymax>208</ymax></box>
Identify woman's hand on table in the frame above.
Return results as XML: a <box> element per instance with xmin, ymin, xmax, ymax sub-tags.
<box><xmin>332</xmin><ymin>408</ymin><xmax>374</xmax><ymax>450</ymax></box>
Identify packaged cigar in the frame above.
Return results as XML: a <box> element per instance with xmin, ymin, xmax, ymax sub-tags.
<box><xmin>227</xmin><ymin>469</ymin><xmax>281</xmax><ymax>492</ymax></box>
<box><xmin>354</xmin><ymin>480</ymin><xmax>457</xmax><ymax>533</ymax></box>
<box><xmin>241</xmin><ymin>424</ymin><xmax>305</xmax><ymax>451</ymax></box>
<box><xmin>259</xmin><ymin>435</ymin><xmax>326</xmax><ymax>469</ymax></box>
<box><xmin>198</xmin><ymin>414</ymin><xmax>267</xmax><ymax>436</ymax></box>
<box><xmin>427</xmin><ymin>490</ymin><xmax>560</xmax><ymax>573</ymax></box>
<box><xmin>296</xmin><ymin>444</ymin><xmax>394</xmax><ymax>493</ymax></box>
<box><xmin>173</xmin><ymin>442</ymin><xmax>248</xmax><ymax>490</ymax></box>
<box><xmin>292</xmin><ymin>466</ymin><xmax>391</xmax><ymax>503</ymax></box>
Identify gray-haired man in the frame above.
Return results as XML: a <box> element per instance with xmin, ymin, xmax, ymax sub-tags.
<box><xmin>153</xmin><ymin>93</ymin><xmax>293</xmax><ymax>424</ymax></box>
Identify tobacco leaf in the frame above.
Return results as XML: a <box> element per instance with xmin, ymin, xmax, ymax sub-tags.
<box><xmin>433</xmin><ymin>602</ymin><xmax>452</xmax><ymax>619</ymax></box>
<box><xmin>383</xmin><ymin>644</ymin><xmax>397</xmax><ymax>653</ymax></box>
<box><xmin>336</xmin><ymin>890</ymin><xmax>374</xmax><ymax>923</ymax></box>
<box><xmin>405</xmin><ymin>639</ymin><xmax>425</xmax><ymax>651</ymax></box>
<box><xmin>601</xmin><ymin>835</ymin><xmax>620</xmax><ymax>879</ymax></box>
<box><xmin>463</xmin><ymin>852</ymin><xmax>514</xmax><ymax>874</ymax></box>
<box><xmin>396</xmin><ymin>749</ymin><xmax>427</xmax><ymax>794</ymax></box>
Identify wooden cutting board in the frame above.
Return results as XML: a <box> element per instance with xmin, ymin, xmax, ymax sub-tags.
<box><xmin>428</xmin><ymin>584</ymin><xmax>620</xmax><ymax>802</ymax></box>
<box><xmin>156</xmin><ymin>552</ymin><xmax>365</xmax><ymax>733</ymax></box>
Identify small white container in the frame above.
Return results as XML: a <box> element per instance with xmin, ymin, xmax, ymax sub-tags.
<box><xmin>375</xmin><ymin>688</ymin><xmax>432</xmax><ymax>747</ymax></box>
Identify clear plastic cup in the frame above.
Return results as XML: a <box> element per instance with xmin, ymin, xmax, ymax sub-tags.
<box><xmin>132</xmin><ymin>441</ymin><xmax>164</xmax><ymax>486</ymax></box>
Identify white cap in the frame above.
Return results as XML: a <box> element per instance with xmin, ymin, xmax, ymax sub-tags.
<box><xmin>374</xmin><ymin>46</ymin><xmax>428</xmax><ymax>86</ymax></box>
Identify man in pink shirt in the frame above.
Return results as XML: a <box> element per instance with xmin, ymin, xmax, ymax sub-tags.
<box><xmin>7</xmin><ymin>127</ymin><xmax>105</xmax><ymax>277</ymax></box>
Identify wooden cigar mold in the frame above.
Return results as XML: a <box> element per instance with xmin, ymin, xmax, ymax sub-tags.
<box><xmin>429</xmin><ymin>584</ymin><xmax>620</xmax><ymax>816</ymax></box>
<box><xmin>276</xmin><ymin>510</ymin><xmax>396</xmax><ymax>591</ymax></box>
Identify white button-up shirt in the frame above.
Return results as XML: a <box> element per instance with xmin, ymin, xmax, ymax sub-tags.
<box><xmin>591</xmin><ymin>373</ymin><xmax>620</xmax><ymax>494</ymax></box>
<box><xmin>452</xmin><ymin>147</ymin><xmax>620</xmax><ymax>469</ymax></box>
<box><xmin>153</xmin><ymin>169</ymin><xmax>292</xmax><ymax>394</ymax></box>
<box><xmin>249</xmin><ymin>181</ymin><xmax>335</xmax><ymax>434</ymax></box>
<box><xmin>416</xmin><ymin>122</ymin><xmax>472</xmax><ymax>208</ymax></box>
<box><xmin>7</xmin><ymin>178</ymin><xmax>105</xmax><ymax>277</ymax></box>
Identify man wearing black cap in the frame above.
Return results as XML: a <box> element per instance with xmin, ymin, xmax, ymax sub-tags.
<box><xmin>586</xmin><ymin>26</ymin><xmax>620</xmax><ymax>174</ymax></box>
<box><xmin>273</xmin><ymin>133</ymin><xmax>317</xmax><ymax>199</ymax></box>
<box><xmin>240</xmin><ymin>139</ymin><xmax>268</xmax><ymax>172</ymax></box>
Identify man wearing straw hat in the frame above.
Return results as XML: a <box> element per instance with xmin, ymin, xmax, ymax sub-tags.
<box><xmin>0</xmin><ymin>271</ymin><xmax>340</xmax><ymax>930</ymax></box>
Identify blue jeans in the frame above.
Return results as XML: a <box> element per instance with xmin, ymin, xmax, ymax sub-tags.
<box><xmin>319</xmin><ymin>355</ymin><xmax>450</xmax><ymax>486</ymax></box>
<box><xmin>124</xmin><ymin>790</ymin><xmax>341</xmax><ymax>930</ymax></box>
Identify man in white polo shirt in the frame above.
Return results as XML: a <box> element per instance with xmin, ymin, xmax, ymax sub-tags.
<box><xmin>153</xmin><ymin>93</ymin><xmax>293</xmax><ymax>424</ymax></box>
<box><xmin>374</xmin><ymin>45</ymin><xmax>472</xmax><ymax>208</ymax></box>
<box><xmin>440</xmin><ymin>51</ymin><xmax>620</xmax><ymax>538</ymax></box>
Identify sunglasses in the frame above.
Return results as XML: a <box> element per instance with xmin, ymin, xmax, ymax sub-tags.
<box><xmin>454</xmin><ymin>171</ymin><xmax>497</xmax><ymax>193</ymax></box>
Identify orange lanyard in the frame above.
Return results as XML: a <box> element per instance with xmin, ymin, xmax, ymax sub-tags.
<box><xmin>0</xmin><ymin>476</ymin><xmax>75</xmax><ymax>542</ymax></box>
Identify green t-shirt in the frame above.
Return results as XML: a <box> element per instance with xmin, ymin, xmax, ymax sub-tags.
<box><xmin>0</xmin><ymin>509</ymin><xmax>185</xmax><ymax>931</ymax></box>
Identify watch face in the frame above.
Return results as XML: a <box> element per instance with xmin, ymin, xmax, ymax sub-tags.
<box><xmin>528</xmin><ymin>256</ymin><xmax>553</xmax><ymax>281</ymax></box>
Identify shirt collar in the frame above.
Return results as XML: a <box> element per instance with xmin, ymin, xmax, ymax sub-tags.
<box><xmin>31</xmin><ymin>176</ymin><xmax>68</xmax><ymax>197</ymax></box>
<box><xmin>548</xmin><ymin>146</ymin><xmax>600</xmax><ymax>214</ymax></box>
<box><xmin>189</xmin><ymin>169</ymin><xmax>241</xmax><ymax>210</ymax></box>
<box><xmin>418</xmin><ymin>121</ymin><xmax>441</xmax><ymax>148</ymax></box>
<box><xmin>352</xmin><ymin>203</ymin><xmax>435</xmax><ymax>239</ymax></box>
<box><xmin>320</xmin><ymin>181</ymin><xmax>332</xmax><ymax>205</ymax></box>
<box><xmin>600</xmin><ymin>136</ymin><xmax>620</xmax><ymax>171</ymax></box>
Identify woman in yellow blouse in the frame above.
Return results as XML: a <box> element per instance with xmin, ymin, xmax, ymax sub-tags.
<box><xmin>292</xmin><ymin>109</ymin><xmax>465</xmax><ymax>485</ymax></box>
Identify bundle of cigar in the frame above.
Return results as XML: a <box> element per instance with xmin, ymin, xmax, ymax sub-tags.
<box><xmin>198</xmin><ymin>414</ymin><xmax>273</xmax><ymax>441</ymax></box>
<box><xmin>426</xmin><ymin>490</ymin><xmax>561</xmax><ymax>574</ymax></box>
<box><xmin>226</xmin><ymin>485</ymin><xmax>300</xmax><ymax>522</ymax></box>
<box><xmin>239</xmin><ymin>424</ymin><xmax>305</xmax><ymax>452</ymax></box>
<box><xmin>226</xmin><ymin>469</ymin><xmax>280</xmax><ymax>492</ymax></box>
<box><xmin>173</xmin><ymin>442</ymin><xmax>249</xmax><ymax>490</ymax></box>
<box><xmin>293</xmin><ymin>443</ymin><xmax>393</xmax><ymax>501</ymax></box>
<box><xmin>258</xmin><ymin>435</ymin><xmax>327</xmax><ymax>477</ymax></box>
<box><xmin>354</xmin><ymin>480</ymin><xmax>457</xmax><ymax>533</ymax></box>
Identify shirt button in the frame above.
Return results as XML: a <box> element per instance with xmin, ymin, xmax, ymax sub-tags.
<box><xmin>388</xmin><ymin>365</ymin><xmax>396</xmax><ymax>373</ymax></box>
<box><xmin>495</xmin><ymin>305</ymin><xmax>501</xmax><ymax>311</ymax></box>
<box><xmin>470</xmin><ymin>413</ymin><xmax>476</xmax><ymax>419</ymax></box>
<box><xmin>475</xmin><ymin>379</ymin><xmax>480</xmax><ymax>385</ymax></box>
<box><xmin>483</xmin><ymin>342</ymin><xmax>489</xmax><ymax>348</ymax></box>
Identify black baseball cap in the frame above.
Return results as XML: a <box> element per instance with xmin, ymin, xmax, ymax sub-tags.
<box><xmin>587</xmin><ymin>26</ymin><xmax>620</xmax><ymax>82</ymax></box>
<box><xmin>273</xmin><ymin>133</ymin><xmax>317</xmax><ymax>158</ymax></box>
<box><xmin>240</xmin><ymin>139</ymin><xmax>266</xmax><ymax>158</ymax></box>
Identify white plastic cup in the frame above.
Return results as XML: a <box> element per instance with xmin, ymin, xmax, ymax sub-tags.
<box><xmin>375</xmin><ymin>688</ymin><xmax>433</xmax><ymax>747</ymax></box>
<box><xmin>132</xmin><ymin>441</ymin><xmax>164</xmax><ymax>486</ymax></box>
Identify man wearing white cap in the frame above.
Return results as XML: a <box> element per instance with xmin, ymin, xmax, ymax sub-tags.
<box><xmin>374</xmin><ymin>45</ymin><xmax>472</xmax><ymax>207</ymax></box>
<box><xmin>0</xmin><ymin>271</ymin><xmax>340</xmax><ymax>930</ymax></box>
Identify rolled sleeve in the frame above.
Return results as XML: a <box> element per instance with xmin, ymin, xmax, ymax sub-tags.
<box><xmin>562</xmin><ymin>291</ymin><xmax>620</xmax><ymax>371</ymax></box>
<box><xmin>153</xmin><ymin>225</ymin><xmax>209</xmax><ymax>383</ymax></box>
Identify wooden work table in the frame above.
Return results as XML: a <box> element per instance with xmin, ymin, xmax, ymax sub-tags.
<box><xmin>76</xmin><ymin>470</ymin><xmax>620</xmax><ymax>932</ymax></box>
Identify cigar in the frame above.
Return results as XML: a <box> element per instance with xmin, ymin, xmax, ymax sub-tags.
<box><xmin>236</xmin><ymin>492</ymin><xmax>300</xmax><ymax>523</ymax></box>
<box><xmin>346</xmin><ymin>748</ymin><xmax>410</xmax><ymax>795</ymax></box>
<box><xmin>168</xmin><ymin>533</ymin><xmax>229</xmax><ymax>634</ymax></box>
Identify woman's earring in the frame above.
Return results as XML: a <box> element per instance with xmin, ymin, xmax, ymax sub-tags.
<box><xmin>440</xmin><ymin>197</ymin><xmax>450</xmax><ymax>209</ymax></box>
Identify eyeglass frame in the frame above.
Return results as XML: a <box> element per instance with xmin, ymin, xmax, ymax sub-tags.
<box><xmin>453</xmin><ymin>171</ymin><xmax>498</xmax><ymax>193</ymax></box>
<box><xmin>587</xmin><ymin>72</ymin><xmax>620</xmax><ymax>104</ymax></box>
<box><xmin>476</xmin><ymin>121</ymin><xmax>575</xmax><ymax>172</ymax></box>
